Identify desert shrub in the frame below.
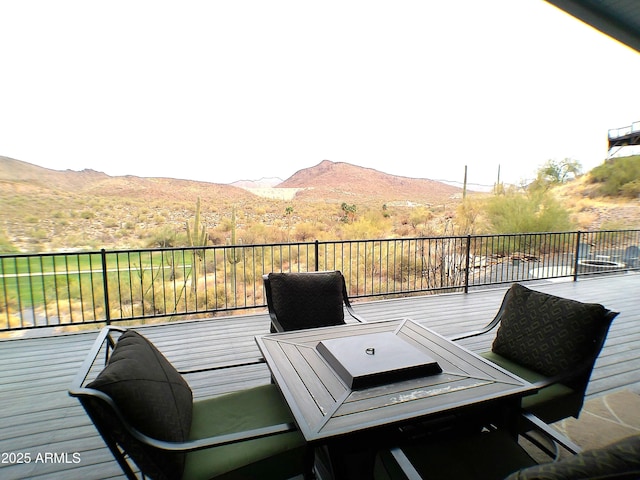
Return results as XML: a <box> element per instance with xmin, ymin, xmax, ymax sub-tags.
<box><xmin>103</xmin><ymin>216</ymin><xmax>119</xmax><ymax>228</ymax></box>
<box><xmin>207</xmin><ymin>227</ymin><xmax>227</xmax><ymax>245</ymax></box>
<box><xmin>620</xmin><ymin>179</ymin><xmax>640</xmax><ymax>198</ymax></box>
<box><xmin>408</xmin><ymin>207</ymin><xmax>433</xmax><ymax>231</ymax></box>
<box><xmin>293</xmin><ymin>222</ymin><xmax>318</xmax><ymax>242</ymax></box>
<box><xmin>589</xmin><ymin>155</ymin><xmax>640</xmax><ymax>197</ymax></box>
<box><xmin>455</xmin><ymin>200</ymin><xmax>483</xmax><ymax>235</ymax></box>
<box><xmin>145</xmin><ymin>227</ymin><xmax>178</xmax><ymax>248</ymax></box>
<box><xmin>205</xmin><ymin>285</ymin><xmax>229</xmax><ymax>310</ymax></box>
<box><xmin>338</xmin><ymin>211</ymin><xmax>392</xmax><ymax>240</ymax></box>
<box><xmin>243</xmin><ymin>222</ymin><xmax>272</xmax><ymax>244</ymax></box>
<box><xmin>484</xmin><ymin>190</ymin><xmax>574</xmax><ymax>234</ymax></box>
<box><xmin>0</xmin><ymin>229</ymin><xmax>17</xmax><ymax>253</ymax></box>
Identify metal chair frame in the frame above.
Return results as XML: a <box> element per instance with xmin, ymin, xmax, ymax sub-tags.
<box><xmin>68</xmin><ymin>326</ymin><xmax>306</xmax><ymax>480</ymax></box>
<box><xmin>449</xmin><ymin>285</ymin><xmax>618</xmax><ymax>426</ymax></box>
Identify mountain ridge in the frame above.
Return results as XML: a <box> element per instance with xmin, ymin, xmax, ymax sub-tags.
<box><xmin>1</xmin><ymin>155</ymin><xmax>638</xmax><ymax>253</ymax></box>
<box><xmin>0</xmin><ymin>155</ymin><xmax>465</xmax><ymax>252</ymax></box>
<box><xmin>0</xmin><ymin>156</ymin><xmax>461</xmax><ymax>203</ymax></box>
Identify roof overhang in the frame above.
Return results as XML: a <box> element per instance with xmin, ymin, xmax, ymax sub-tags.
<box><xmin>544</xmin><ymin>0</ymin><xmax>640</xmax><ymax>53</ymax></box>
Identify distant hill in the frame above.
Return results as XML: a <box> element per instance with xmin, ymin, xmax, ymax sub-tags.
<box><xmin>230</xmin><ymin>177</ymin><xmax>283</xmax><ymax>188</ymax></box>
<box><xmin>0</xmin><ymin>156</ymin><xmax>462</xmax><ymax>205</ymax></box>
<box><xmin>0</xmin><ymin>156</ymin><xmax>110</xmax><ymax>191</ymax></box>
<box><xmin>0</xmin><ymin>155</ymin><xmax>466</xmax><ymax>252</ymax></box>
<box><xmin>1</xmin><ymin>155</ymin><xmax>638</xmax><ymax>253</ymax></box>
<box><xmin>278</xmin><ymin>160</ymin><xmax>462</xmax><ymax>204</ymax></box>
<box><xmin>0</xmin><ymin>156</ymin><xmax>253</xmax><ymax>204</ymax></box>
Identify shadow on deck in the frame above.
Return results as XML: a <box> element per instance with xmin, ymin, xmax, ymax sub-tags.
<box><xmin>1</xmin><ymin>274</ymin><xmax>639</xmax><ymax>479</ymax></box>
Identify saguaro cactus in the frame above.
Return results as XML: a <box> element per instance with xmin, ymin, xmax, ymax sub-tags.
<box><xmin>186</xmin><ymin>197</ymin><xmax>208</xmax><ymax>293</ymax></box>
<box><xmin>226</xmin><ymin>207</ymin><xmax>243</xmax><ymax>302</ymax></box>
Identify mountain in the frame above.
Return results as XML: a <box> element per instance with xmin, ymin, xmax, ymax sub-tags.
<box><xmin>0</xmin><ymin>156</ymin><xmax>110</xmax><ymax>191</ymax></box>
<box><xmin>0</xmin><ymin>155</ymin><xmax>465</xmax><ymax>252</ymax></box>
<box><xmin>0</xmin><ymin>156</ymin><xmax>253</xmax><ymax>204</ymax></box>
<box><xmin>2</xmin><ymin>155</ymin><xmax>637</xmax><ymax>253</ymax></box>
<box><xmin>230</xmin><ymin>177</ymin><xmax>283</xmax><ymax>188</ymax></box>
<box><xmin>0</xmin><ymin>156</ymin><xmax>462</xmax><ymax>204</ymax></box>
<box><xmin>278</xmin><ymin>160</ymin><xmax>462</xmax><ymax>204</ymax></box>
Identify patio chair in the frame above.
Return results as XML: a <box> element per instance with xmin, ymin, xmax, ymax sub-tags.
<box><xmin>69</xmin><ymin>326</ymin><xmax>310</xmax><ymax>480</ymax></box>
<box><xmin>450</xmin><ymin>283</ymin><xmax>619</xmax><ymax>424</ymax></box>
<box><xmin>263</xmin><ymin>270</ymin><xmax>365</xmax><ymax>332</ymax></box>
<box><xmin>376</xmin><ymin>412</ymin><xmax>640</xmax><ymax>480</ymax></box>
<box><xmin>623</xmin><ymin>245</ymin><xmax>639</xmax><ymax>268</ymax></box>
<box><xmin>577</xmin><ymin>242</ymin><xmax>591</xmax><ymax>259</ymax></box>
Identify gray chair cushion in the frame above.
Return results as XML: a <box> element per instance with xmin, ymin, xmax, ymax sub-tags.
<box><xmin>87</xmin><ymin>330</ymin><xmax>193</xmax><ymax>480</ymax></box>
<box><xmin>491</xmin><ymin>283</ymin><xmax>608</xmax><ymax>377</ymax></box>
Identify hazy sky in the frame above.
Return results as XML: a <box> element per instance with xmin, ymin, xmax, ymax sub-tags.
<box><xmin>2</xmin><ymin>0</ymin><xmax>639</xmax><ymax>190</ymax></box>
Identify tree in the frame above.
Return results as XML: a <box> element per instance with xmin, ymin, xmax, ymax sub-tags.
<box><xmin>340</xmin><ymin>203</ymin><xmax>357</xmax><ymax>223</ymax></box>
<box><xmin>146</xmin><ymin>227</ymin><xmax>177</xmax><ymax>248</ymax></box>
<box><xmin>284</xmin><ymin>206</ymin><xmax>294</xmax><ymax>241</ymax></box>
<box><xmin>539</xmin><ymin>158</ymin><xmax>582</xmax><ymax>185</ymax></box>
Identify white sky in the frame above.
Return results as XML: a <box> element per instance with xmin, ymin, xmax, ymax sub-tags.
<box><xmin>1</xmin><ymin>0</ymin><xmax>639</xmax><ymax>189</ymax></box>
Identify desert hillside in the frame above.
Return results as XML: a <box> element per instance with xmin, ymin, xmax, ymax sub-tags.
<box><xmin>0</xmin><ymin>156</ymin><xmax>253</xmax><ymax>203</ymax></box>
<box><xmin>1</xmin><ymin>156</ymin><xmax>638</xmax><ymax>253</ymax></box>
<box><xmin>0</xmin><ymin>156</ymin><xmax>465</xmax><ymax>252</ymax></box>
<box><xmin>279</xmin><ymin>160</ymin><xmax>462</xmax><ymax>204</ymax></box>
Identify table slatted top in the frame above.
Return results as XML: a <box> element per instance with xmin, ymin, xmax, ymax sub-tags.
<box><xmin>255</xmin><ymin>318</ymin><xmax>536</xmax><ymax>442</ymax></box>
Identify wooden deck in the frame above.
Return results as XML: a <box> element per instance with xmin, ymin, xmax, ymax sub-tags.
<box><xmin>1</xmin><ymin>274</ymin><xmax>639</xmax><ymax>480</ymax></box>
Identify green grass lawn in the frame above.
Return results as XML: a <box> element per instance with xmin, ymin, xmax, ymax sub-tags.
<box><xmin>0</xmin><ymin>250</ymin><xmax>193</xmax><ymax>310</ymax></box>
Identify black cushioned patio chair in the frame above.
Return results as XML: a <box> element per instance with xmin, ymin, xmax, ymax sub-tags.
<box><xmin>263</xmin><ymin>270</ymin><xmax>365</xmax><ymax>333</ymax></box>
<box><xmin>376</xmin><ymin>412</ymin><xmax>640</xmax><ymax>480</ymax></box>
<box><xmin>69</xmin><ymin>326</ymin><xmax>310</xmax><ymax>480</ymax></box>
<box><xmin>451</xmin><ymin>283</ymin><xmax>619</xmax><ymax>424</ymax></box>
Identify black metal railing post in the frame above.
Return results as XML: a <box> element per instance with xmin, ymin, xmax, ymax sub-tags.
<box><xmin>464</xmin><ymin>235</ymin><xmax>471</xmax><ymax>293</ymax></box>
<box><xmin>100</xmin><ymin>249</ymin><xmax>111</xmax><ymax>324</ymax></box>
<box><xmin>573</xmin><ymin>231</ymin><xmax>582</xmax><ymax>282</ymax></box>
<box><xmin>314</xmin><ymin>240</ymin><xmax>319</xmax><ymax>271</ymax></box>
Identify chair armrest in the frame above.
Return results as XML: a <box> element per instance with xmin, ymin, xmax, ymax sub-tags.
<box><xmin>178</xmin><ymin>357</ymin><xmax>266</xmax><ymax>375</ymax></box>
<box><xmin>345</xmin><ymin>303</ymin><xmax>366</xmax><ymax>323</ymax></box>
<box><xmin>69</xmin><ymin>326</ymin><xmax>128</xmax><ymax>391</ymax></box>
<box><xmin>342</xmin><ymin>280</ymin><xmax>366</xmax><ymax>323</ymax></box>
<box><xmin>69</xmin><ymin>386</ymin><xmax>297</xmax><ymax>454</ymax></box>
<box><xmin>270</xmin><ymin>316</ymin><xmax>286</xmax><ymax>333</ymax></box>
<box><xmin>450</xmin><ymin>285</ymin><xmax>513</xmax><ymax>341</ymax></box>
<box><xmin>73</xmin><ymin>326</ymin><xmax>267</xmax><ymax>381</ymax></box>
<box><xmin>449</xmin><ymin>314</ymin><xmax>501</xmax><ymax>341</ymax></box>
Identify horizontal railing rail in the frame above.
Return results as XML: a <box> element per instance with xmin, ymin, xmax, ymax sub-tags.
<box><xmin>608</xmin><ymin>121</ymin><xmax>640</xmax><ymax>140</ymax></box>
<box><xmin>1</xmin><ymin>230</ymin><xmax>638</xmax><ymax>331</ymax></box>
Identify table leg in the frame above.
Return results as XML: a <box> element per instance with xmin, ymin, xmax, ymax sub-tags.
<box><xmin>325</xmin><ymin>442</ymin><xmax>377</xmax><ymax>480</ymax></box>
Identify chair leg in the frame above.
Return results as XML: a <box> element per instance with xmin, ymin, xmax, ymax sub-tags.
<box><xmin>304</xmin><ymin>447</ymin><xmax>317</xmax><ymax>479</ymax></box>
<box><xmin>521</xmin><ymin>430</ymin><xmax>561</xmax><ymax>460</ymax></box>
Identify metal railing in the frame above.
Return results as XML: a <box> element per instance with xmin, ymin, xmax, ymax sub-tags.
<box><xmin>608</xmin><ymin>121</ymin><xmax>640</xmax><ymax>140</ymax></box>
<box><xmin>1</xmin><ymin>230</ymin><xmax>638</xmax><ymax>331</ymax></box>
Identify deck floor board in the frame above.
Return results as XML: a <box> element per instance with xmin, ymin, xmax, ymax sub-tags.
<box><xmin>1</xmin><ymin>274</ymin><xmax>638</xmax><ymax>479</ymax></box>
